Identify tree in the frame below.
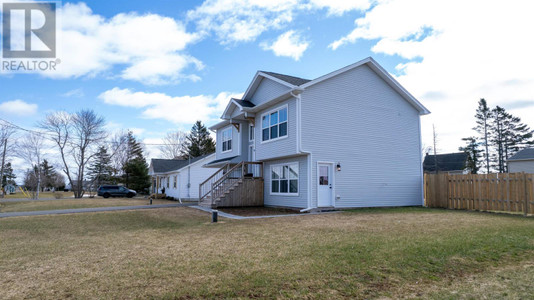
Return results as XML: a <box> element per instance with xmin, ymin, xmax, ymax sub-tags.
<box><xmin>0</xmin><ymin>122</ymin><xmax>17</xmax><ymax>197</ymax></box>
<box><xmin>87</xmin><ymin>146</ymin><xmax>113</xmax><ymax>189</ymax></box>
<box><xmin>159</xmin><ymin>130</ymin><xmax>188</xmax><ymax>159</ymax></box>
<box><xmin>474</xmin><ymin>98</ymin><xmax>492</xmax><ymax>173</ymax></box>
<box><xmin>17</xmin><ymin>133</ymin><xmax>46</xmax><ymax>199</ymax></box>
<box><xmin>40</xmin><ymin>159</ymin><xmax>57</xmax><ymax>190</ymax></box>
<box><xmin>1</xmin><ymin>162</ymin><xmax>16</xmax><ymax>186</ymax></box>
<box><xmin>459</xmin><ymin>137</ymin><xmax>482</xmax><ymax>174</ymax></box>
<box><xmin>490</xmin><ymin>106</ymin><xmax>533</xmax><ymax>172</ymax></box>
<box><xmin>182</xmin><ymin>121</ymin><xmax>215</xmax><ymax>158</ymax></box>
<box><xmin>40</xmin><ymin>110</ymin><xmax>107</xmax><ymax>198</ymax></box>
<box><xmin>122</xmin><ymin>131</ymin><xmax>150</xmax><ymax>193</ymax></box>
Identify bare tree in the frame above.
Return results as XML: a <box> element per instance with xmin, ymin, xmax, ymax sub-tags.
<box><xmin>17</xmin><ymin>133</ymin><xmax>46</xmax><ymax>199</ymax></box>
<box><xmin>159</xmin><ymin>130</ymin><xmax>187</xmax><ymax>159</ymax></box>
<box><xmin>39</xmin><ymin>110</ymin><xmax>107</xmax><ymax>198</ymax></box>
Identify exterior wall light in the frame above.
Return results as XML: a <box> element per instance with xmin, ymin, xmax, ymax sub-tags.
<box><xmin>336</xmin><ymin>162</ymin><xmax>341</xmax><ymax>171</ymax></box>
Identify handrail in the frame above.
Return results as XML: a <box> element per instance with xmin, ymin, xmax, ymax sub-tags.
<box><xmin>199</xmin><ymin>161</ymin><xmax>263</xmax><ymax>206</ymax></box>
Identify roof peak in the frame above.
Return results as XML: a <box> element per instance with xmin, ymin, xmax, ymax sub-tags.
<box><xmin>259</xmin><ymin>71</ymin><xmax>311</xmax><ymax>86</ymax></box>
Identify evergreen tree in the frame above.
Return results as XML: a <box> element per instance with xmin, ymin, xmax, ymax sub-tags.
<box><xmin>459</xmin><ymin>137</ymin><xmax>482</xmax><ymax>174</ymax></box>
<box><xmin>122</xmin><ymin>131</ymin><xmax>150</xmax><ymax>193</ymax></box>
<box><xmin>87</xmin><ymin>146</ymin><xmax>113</xmax><ymax>187</ymax></box>
<box><xmin>1</xmin><ymin>162</ymin><xmax>16</xmax><ymax>186</ymax></box>
<box><xmin>474</xmin><ymin>98</ymin><xmax>492</xmax><ymax>173</ymax></box>
<box><xmin>40</xmin><ymin>159</ymin><xmax>57</xmax><ymax>189</ymax></box>
<box><xmin>182</xmin><ymin>121</ymin><xmax>215</xmax><ymax>158</ymax></box>
<box><xmin>490</xmin><ymin>106</ymin><xmax>533</xmax><ymax>172</ymax></box>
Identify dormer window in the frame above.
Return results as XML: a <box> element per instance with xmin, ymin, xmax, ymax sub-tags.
<box><xmin>222</xmin><ymin>127</ymin><xmax>232</xmax><ymax>152</ymax></box>
<box><xmin>262</xmin><ymin>106</ymin><xmax>288</xmax><ymax>142</ymax></box>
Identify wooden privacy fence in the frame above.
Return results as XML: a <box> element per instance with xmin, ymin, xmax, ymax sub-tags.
<box><xmin>425</xmin><ymin>172</ymin><xmax>534</xmax><ymax>216</ymax></box>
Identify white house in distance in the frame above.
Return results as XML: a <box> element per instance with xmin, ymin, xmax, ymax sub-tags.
<box><xmin>149</xmin><ymin>154</ymin><xmax>216</xmax><ymax>200</ymax></box>
<box><xmin>199</xmin><ymin>57</ymin><xmax>430</xmax><ymax>210</ymax></box>
<box><xmin>507</xmin><ymin>148</ymin><xmax>534</xmax><ymax>173</ymax></box>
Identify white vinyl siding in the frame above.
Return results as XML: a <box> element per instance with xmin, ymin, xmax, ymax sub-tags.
<box><xmin>508</xmin><ymin>160</ymin><xmax>534</xmax><ymax>173</ymax></box>
<box><xmin>301</xmin><ymin>64</ymin><xmax>423</xmax><ymax>208</ymax></box>
<box><xmin>264</xmin><ymin>155</ymin><xmax>308</xmax><ymax>208</ymax></box>
<box><xmin>249</xmin><ymin>124</ymin><xmax>254</xmax><ymax>141</ymax></box>
<box><xmin>249</xmin><ymin>77</ymin><xmax>288</xmax><ymax>106</ymax></box>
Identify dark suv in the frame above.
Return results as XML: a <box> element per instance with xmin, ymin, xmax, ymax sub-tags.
<box><xmin>97</xmin><ymin>185</ymin><xmax>137</xmax><ymax>198</ymax></box>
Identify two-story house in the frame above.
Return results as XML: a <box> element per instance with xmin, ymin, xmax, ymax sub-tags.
<box><xmin>199</xmin><ymin>57</ymin><xmax>430</xmax><ymax>211</ymax></box>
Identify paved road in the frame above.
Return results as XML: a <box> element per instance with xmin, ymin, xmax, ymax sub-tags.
<box><xmin>0</xmin><ymin>203</ymin><xmax>194</xmax><ymax>218</ymax></box>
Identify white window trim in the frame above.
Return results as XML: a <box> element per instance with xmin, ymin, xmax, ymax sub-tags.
<box><xmin>249</xmin><ymin>124</ymin><xmax>254</xmax><ymax>142</ymax></box>
<box><xmin>260</xmin><ymin>104</ymin><xmax>289</xmax><ymax>144</ymax></box>
<box><xmin>269</xmin><ymin>161</ymin><xmax>299</xmax><ymax>197</ymax></box>
<box><xmin>221</xmin><ymin>126</ymin><xmax>233</xmax><ymax>153</ymax></box>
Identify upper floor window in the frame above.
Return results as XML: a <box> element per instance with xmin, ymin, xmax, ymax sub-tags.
<box><xmin>249</xmin><ymin>124</ymin><xmax>254</xmax><ymax>141</ymax></box>
<box><xmin>173</xmin><ymin>175</ymin><xmax>177</xmax><ymax>188</ymax></box>
<box><xmin>222</xmin><ymin>127</ymin><xmax>232</xmax><ymax>152</ymax></box>
<box><xmin>262</xmin><ymin>106</ymin><xmax>288</xmax><ymax>142</ymax></box>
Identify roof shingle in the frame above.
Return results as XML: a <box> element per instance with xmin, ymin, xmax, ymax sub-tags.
<box><xmin>423</xmin><ymin>152</ymin><xmax>468</xmax><ymax>172</ymax></box>
<box><xmin>508</xmin><ymin>148</ymin><xmax>534</xmax><ymax>161</ymax></box>
<box><xmin>261</xmin><ymin>71</ymin><xmax>311</xmax><ymax>86</ymax></box>
<box><xmin>151</xmin><ymin>154</ymin><xmax>212</xmax><ymax>173</ymax></box>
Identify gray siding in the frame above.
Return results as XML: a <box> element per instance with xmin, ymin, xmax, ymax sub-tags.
<box><xmin>254</xmin><ymin>97</ymin><xmax>298</xmax><ymax>161</ymax></box>
<box><xmin>248</xmin><ymin>78</ymin><xmax>289</xmax><ymax>106</ymax></box>
<box><xmin>263</xmin><ymin>155</ymin><xmax>308</xmax><ymax>208</ymax></box>
<box><xmin>301</xmin><ymin>64</ymin><xmax>423</xmax><ymax>208</ymax></box>
<box><xmin>509</xmin><ymin>160</ymin><xmax>534</xmax><ymax>173</ymax></box>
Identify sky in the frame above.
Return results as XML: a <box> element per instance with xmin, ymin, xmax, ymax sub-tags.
<box><xmin>1</xmin><ymin>0</ymin><xmax>534</xmax><ymax>178</ymax></box>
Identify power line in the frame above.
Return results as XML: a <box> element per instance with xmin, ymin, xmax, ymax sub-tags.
<box><xmin>0</xmin><ymin>118</ymin><xmax>183</xmax><ymax>145</ymax></box>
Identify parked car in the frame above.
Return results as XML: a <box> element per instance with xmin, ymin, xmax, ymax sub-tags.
<box><xmin>97</xmin><ymin>185</ymin><xmax>137</xmax><ymax>198</ymax></box>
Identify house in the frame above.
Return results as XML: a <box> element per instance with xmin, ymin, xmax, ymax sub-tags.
<box><xmin>148</xmin><ymin>153</ymin><xmax>217</xmax><ymax>200</ymax></box>
<box><xmin>200</xmin><ymin>57</ymin><xmax>430</xmax><ymax>210</ymax></box>
<box><xmin>507</xmin><ymin>148</ymin><xmax>534</xmax><ymax>173</ymax></box>
<box><xmin>423</xmin><ymin>152</ymin><xmax>469</xmax><ymax>175</ymax></box>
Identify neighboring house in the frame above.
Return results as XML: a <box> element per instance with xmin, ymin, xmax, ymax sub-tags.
<box><xmin>423</xmin><ymin>153</ymin><xmax>469</xmax><ymax>175</ymax></box>
<box><xmin>507</xmin><ymin>148</ymin><xmax>534</xmax><ymax>173</ymax></box>
<box><xmin>149</xmin><ymin>153</ymin><xmax>217</xmax><ymax>200</ymax></box>
<box><xmin>200</xmin><ymin>57</ymin><xmax>430</xmax><ymax>210</ymax></box>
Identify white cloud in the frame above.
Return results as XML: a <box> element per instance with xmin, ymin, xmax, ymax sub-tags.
<box><xmin>98</xmin><ymin>87</ymin><xmax>242</xmax><ymax>125</ymax></box>
<box><xmin>330</xmin><ymin>0</ymin><xmax>534</xmax><ymax>153</ymax></box>
<box><xmin>25</xmin><ymin>2</ymin><xmax>202</xmax><ymax>85</ymax></box>
<box><xmin>261</xmin><ymin>30</ymin><xmax>309</xmax><ymax>61</ymax></box>
<box><xmin>0</xmin><ymin>100</ymin><xmax>38</xmax><ymax>116</ymax></box>
<box><xmin>187</xmin><ymin>0</ymin><xmax>370</xmax><ymax>45</ymax></box>
<box><xmin>61</xmin><ymin>88</ymin><xmax>84</xmax><ymax>98</ymax></box>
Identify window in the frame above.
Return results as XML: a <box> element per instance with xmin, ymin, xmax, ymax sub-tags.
<box><xmin>222</xmin><ymin>127</ymin><xmax>232</xmax><ymax>152</ymax></box>
<box><xmin>262</xmin><ymin>106</ymin><xmax>288</xmax><ymax>142</ymax></box>
<box><xmin>173</xmin><ymin>175</ymin><xmax>177</xmax><ymax>188</ymax></box>
<box><xmin>271</xmin><ymin>163</ymin><xmax>298</xmax><ymax>195</ymax></box>
<box><xmin>249</xmin><ymin>124</ymin><xmax>254</xmax><ymax>141</ymax></box>
<box><xmin>166</xmin><ymin>177</ymin><xmax>169</xmax><ymax>188</ymax></box>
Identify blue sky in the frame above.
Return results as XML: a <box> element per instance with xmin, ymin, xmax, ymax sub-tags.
<box><xmin>1</xmin><ymin>0</ymin><xmax>533</xmax><ymax>168</ymax></box>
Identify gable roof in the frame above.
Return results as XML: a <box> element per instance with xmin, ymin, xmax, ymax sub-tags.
<box><xmin>508</xmin><ymin>148</ymin><xmax>534</xmax><ymax>161</ymax></box>
<box><xmin>260</xmin><ymin>71</ymin><xmax>311</xmax><ymax>86</ymax></box>
<box><xmin>233</xmin><ymin>99</ymin><xmax>255</xmax><ymax>108</ymax></box>
<box><xmin>150</xmin><ymin>154</ymin><xmax>213</xmax><ymax>174</ymax></box>
<box><xmin>423</xmin><ymin>152</ymin><xmax>468</xmax><ymax>172</ymax></box>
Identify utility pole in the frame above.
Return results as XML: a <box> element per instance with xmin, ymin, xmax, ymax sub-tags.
<box><xmin>0</xmin><ymin>138</ymin><xmax>7</xmax><ymax>198</ymax></box>
<box><xmin>433</xmin><ymin>125</ymin><xmax>438</xmax><ymax>174</ymax></box>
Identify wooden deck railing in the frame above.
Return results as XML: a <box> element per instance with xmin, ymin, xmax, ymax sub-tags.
<box><xmin>199</xmin><ymin>161</ymin><xmax>263</xmax><ymax>206</ymax></box>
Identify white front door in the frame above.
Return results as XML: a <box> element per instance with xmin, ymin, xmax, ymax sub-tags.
<box><xmin>317</xmin><ymin>163</ymin><xmax>333</xmax><ymax>207</ymax></box>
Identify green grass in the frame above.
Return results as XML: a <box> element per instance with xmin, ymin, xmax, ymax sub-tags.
<box><xmin>0</xmin><ymin>207</ymin><xmax>533</xmax><ymax>299</ymax></box>
<box><xmin>0</xmin><ymin>198</ymin><xmax>177</xmax><ymax>213</ymax></box>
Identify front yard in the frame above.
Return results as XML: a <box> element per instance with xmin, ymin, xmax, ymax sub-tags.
<box><xmin>0</xmin><ymin>207</ymin><xmax>533</xmax><ymax>299</ymax></box>
<box><xmin>0</xmin><ymin>198</ymin><xmax>178</xmax><ymax>213</ymax></box>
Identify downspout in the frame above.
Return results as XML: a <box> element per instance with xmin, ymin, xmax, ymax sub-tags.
<box><xmin>291</xmin><ymin>89</ymin><xmax>314</xmax><ymax>212</ymax></box>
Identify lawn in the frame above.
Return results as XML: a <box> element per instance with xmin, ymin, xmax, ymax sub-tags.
<box><xmin>0</xmin><ymin>207</ymin><xmax>533</xmax><ymax>299</ymax></box>
<box><xmin>1</xmin><ymin>191</ymin><xmax>75</xmax><ymax>199</ymax></box>
<box><xmin>0</xmin><ymin>198</ymin><xmax>178</xmax><ymax>213</ymax></box>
